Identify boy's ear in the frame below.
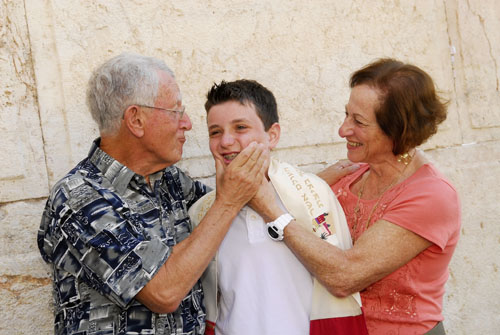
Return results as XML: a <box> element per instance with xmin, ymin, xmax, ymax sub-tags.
<box><xmin>267</xmin><ymin>122</ymin><xmax>281</xmax><ymax>149</ymax></box>
<box><xmin>123</xmin><ymin>105</ymin><xmax>146</xmax><ymax>138</ymax></box>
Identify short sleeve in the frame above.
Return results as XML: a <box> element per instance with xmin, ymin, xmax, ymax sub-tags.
<box><xmin>383</xmin><ymin>172</ymin><xmax>460</xmax><ymax>250</ymax></box>
<box><xmin>175</xmin><ymin>167</ymin><xmax>210</xmax><ymax>209</ymax></box>
<box><xmin>46</xmin><ymin>179</ymin><xmax>171</xmax><ymax>308</ymax></box>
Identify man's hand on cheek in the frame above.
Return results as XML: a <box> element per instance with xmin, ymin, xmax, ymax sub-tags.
<box><xmin>215</xmin><ymin>142</ymin><xmax>270</xmax><ymax>209</ymax></box>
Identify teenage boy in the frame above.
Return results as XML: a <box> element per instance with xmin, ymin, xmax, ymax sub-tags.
<box><xmin>189</xmin><ymin>80</ymin><xmax>368</xmax><ymax>335</ymax></box>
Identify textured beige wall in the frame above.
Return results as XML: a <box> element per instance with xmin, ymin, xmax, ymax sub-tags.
<box><xmin>0</xmin><ymin>0</ymin><xmax>499</xmax><ymax>334</ymax></box>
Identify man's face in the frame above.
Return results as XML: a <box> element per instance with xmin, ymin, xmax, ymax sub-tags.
<box><xmin>141</xmin><ymin>72</ymin><xmax>192</xmax><ymax>168</ymax></box>
<box><xmin>207</xmin><ymin>100</ymin><xmax>279</xmax><ymax>165</ymax></box>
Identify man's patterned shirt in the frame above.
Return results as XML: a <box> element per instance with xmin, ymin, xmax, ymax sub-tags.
<box><xmin>38</xmin><ymin>139</ymin><xmax>208</xmax><ymax>335</ymax></box>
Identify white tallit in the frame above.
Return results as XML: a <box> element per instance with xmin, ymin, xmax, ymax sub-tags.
<box><xmin>188</xmin><ymin>158</ymin><xmax>362</xmax><ymax>325</ymax></box>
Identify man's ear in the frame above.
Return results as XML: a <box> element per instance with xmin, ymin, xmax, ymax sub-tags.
<box><xmin>123</xmin><ymin>105</ymin><xmax>146</xmax><ymax>137</ymax></box>
<box><xmin>267</xmin><ymin>122</ymin><xmax>281</xmax><ymax>149</ymax></box>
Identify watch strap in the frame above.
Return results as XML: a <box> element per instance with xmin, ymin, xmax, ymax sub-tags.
<box><xmin>266</xmin><ymin>213</ymin><xmax>294</xmax><ymax>241</ymax></box>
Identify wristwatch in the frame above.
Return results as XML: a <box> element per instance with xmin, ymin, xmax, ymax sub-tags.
<box><xmin>266</xmin><ymin>213</ymin><xmax>294</xmax><ymax>241</ymax></box>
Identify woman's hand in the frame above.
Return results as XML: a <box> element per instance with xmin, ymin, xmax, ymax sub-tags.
<box><xmin>248</xmin><ymin>176</ymin><xmax>284</xmax><ymax>222</ymax></box>
<box><xmin>316</xmin><ymin>159</ymin><xmax>360</xmax><ymax>186</ymax></box>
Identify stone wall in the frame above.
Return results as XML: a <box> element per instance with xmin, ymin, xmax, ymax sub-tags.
<box><xmin>0</xmin><ymin>0</ymin><xmax>498</xmax><ymax>333</ymax></box>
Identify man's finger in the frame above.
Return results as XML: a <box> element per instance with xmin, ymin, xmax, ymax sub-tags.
<box><xmin>244</xmin><ymin>143</ymin><xmax>266</xmax><ymax>173</ymax></box>
<box><xmin>214</xmin><ymin>156</ymin><xmax>225</xmax><ymax>188</ymax></box>
<box><xmin>231</xmin><ymin>142</ymin><xmax>257</xmax><ymax>167</ymax></box>
<box><xmin>232</xmin><ymin>142</ymin><xmax>263</xmax><ymax>169</ymax></box>
<box><xmin>253</xmin><ymin>149</ymin><xmax>270</xmax><ymax>179</ymax></box>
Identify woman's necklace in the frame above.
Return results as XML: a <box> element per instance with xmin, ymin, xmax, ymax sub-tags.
<box><xmin>351</xmin><ymin>152</ymin><xmax>414</xmax><ymax>243</ymax></box>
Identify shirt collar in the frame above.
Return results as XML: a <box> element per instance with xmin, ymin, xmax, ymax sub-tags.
<box><xmin>88</xmin><ymin>138</ymin><xmax>138</xmax><ymax>194</ymax></box>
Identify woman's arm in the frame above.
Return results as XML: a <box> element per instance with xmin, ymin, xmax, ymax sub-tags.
<box><xmin>316</xmin><ymin>159</ymin><xmax>360</xmax><ymax>186</ymax></box>
<box><xmin>249</xmin><ymin>180</ymin><xmax>432</xmax><ymax>297</ymax></box>
<box><xmin>283</xmin><ymin>219</ymin><xmax>432</xmax><ymax>297</ymax></box>
<box><xmin>250</xmin><ymin>163</ymin><xmax>433</xmax><ymax>298</ymax></box>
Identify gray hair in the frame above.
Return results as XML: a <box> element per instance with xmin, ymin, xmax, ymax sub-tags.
<box><xmin>86</xmin><ymin>52</ymin><xmax>175</xmax><ymax>135</ymax></box>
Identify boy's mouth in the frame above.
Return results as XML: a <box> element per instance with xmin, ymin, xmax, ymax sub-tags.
<box><xmin>223</xmin><ymin>153</ymin><xmax>239</xmax><ymax>162</ymax></box>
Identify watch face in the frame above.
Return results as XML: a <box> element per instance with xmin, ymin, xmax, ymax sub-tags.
<box><xmin>268</xmin><ymin>226</ymin><xmax>280</xmax><ymax>240</ymax></box>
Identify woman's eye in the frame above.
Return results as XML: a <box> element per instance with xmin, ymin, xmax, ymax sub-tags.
<box><xmin>354</xmin><ymin>118</ymin><xmax>367</xmax><ymax>126</ymax></box>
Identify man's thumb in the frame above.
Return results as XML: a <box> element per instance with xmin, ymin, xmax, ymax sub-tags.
<box><xmin>215</xmin><ymin>157</ymin><xmax>224</xmax><ymax>185</ymax></box>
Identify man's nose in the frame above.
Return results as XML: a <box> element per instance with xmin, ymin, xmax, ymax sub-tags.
<box><xmin>179</xmin><ymin>112</ymin><xmax>192</xmax><ymax>131</ymax></box>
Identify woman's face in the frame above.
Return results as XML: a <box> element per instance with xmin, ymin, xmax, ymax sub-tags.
<box><xmin>338</xmin><ymin>84</ymin><xmax>394</xmax><ymax>164</ymax></box>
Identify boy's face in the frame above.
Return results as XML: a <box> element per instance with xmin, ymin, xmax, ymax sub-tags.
<box><xmin>207</xmin><ymin>100</ymin><xmax>279</xmax><ymax>165</ymax></box>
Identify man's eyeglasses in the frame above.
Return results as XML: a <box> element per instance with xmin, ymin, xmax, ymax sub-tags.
<box><xmin>136</xmin><ymin>104</ymin><xmax>185</xmax><ymax>119</ymax></box>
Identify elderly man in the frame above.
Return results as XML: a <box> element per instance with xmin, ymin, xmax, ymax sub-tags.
<box><xmin>37</xmin><ymin>53</ymin><xmax>268</xmax><ymax>335</ymax></box>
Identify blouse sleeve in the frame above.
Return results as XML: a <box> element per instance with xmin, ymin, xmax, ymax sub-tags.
<box><xmin>382</xmin><ymin>172</ymin><xmax>460</xmax><ymax>250</ymax></box>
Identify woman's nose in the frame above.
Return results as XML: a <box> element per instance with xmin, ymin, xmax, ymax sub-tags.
<box><xmin>338</xmin><ymin>118</ymin><xmax>352</xmax><ymax>138</ymax></box>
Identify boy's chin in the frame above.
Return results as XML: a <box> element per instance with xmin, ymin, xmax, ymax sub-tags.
<box><xmin>223</xmin><ymin>159</ymin><xmax>234</xmax><ymax>166</ymax></box>
<box><xmin>213</xmin><ymin>156</ymin><xmax>234</xmax><ymax>166</ymax></box>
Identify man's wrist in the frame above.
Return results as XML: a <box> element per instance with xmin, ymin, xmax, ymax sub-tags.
<box><xmin>212</xmin><ymin>197</ymin><xmax>244</xmax><ymax>219</ymax></box>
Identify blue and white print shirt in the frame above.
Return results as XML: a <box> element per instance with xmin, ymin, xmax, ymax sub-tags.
<box><xmin>38</xmin><ymin>139</ymin><xmax>208</xmax><ymax>335</ymax></box>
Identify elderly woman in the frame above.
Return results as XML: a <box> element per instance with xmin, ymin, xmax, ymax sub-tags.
<box><xmin>253</xmin><ymin>58</ymin><xmax>460</xmax><ymax>335</ymax></box>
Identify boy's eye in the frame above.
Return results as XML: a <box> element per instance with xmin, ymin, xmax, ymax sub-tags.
<box><xmin>236</xmin><ymin>125</ymin><xmax>248</xmax><ymax>130</ymax></box>
<box><xmin>209</xmin><ymin>130</ymin><xmax>221</xmax><ymax>137</ymax></box>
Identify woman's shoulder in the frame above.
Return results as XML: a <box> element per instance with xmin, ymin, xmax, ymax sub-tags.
<box><xmin>386</xmin><ymin>163</ymin><xmax>461</xmax><ymax>248</ymax></box>
<box><xmin>405</xmin><ymin>163</ymin><xmax>458</xmax><ymax>196</ymax></box>
<box><xmin>392</xmin><ymin>163</ymin><xmax>461</xmax><ymax>226</ymax></box>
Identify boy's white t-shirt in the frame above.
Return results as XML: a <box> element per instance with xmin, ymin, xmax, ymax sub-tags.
<box><xmin>215</xmin><ymin>205</ymin><xmax>313</xmax><ymax>335</ymax></box>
